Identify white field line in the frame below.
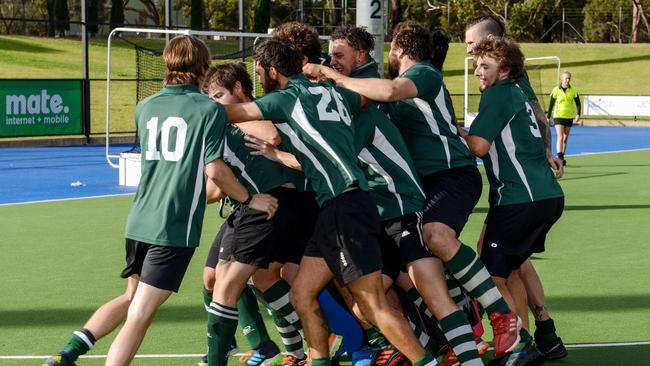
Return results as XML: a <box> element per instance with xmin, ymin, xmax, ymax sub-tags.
<box><xmin>4</xmin><ymin>342</ymin><xmax>650</xmax><ymax>359</ymax></box>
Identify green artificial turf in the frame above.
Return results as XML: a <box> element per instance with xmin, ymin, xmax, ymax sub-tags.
<box><xmin>1</xmin><ymin>150</ymin><xmax>649</xmax><ymax>365</ymax></box>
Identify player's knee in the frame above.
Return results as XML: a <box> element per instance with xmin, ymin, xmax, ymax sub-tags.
<box><xmin>289</xmin><ymin>285</ymin><xmax>311</xmax><ymax>313</ymax></box>
<box><xmin>423</xmin><ymin>223</ymin><xmax>456</xmax><ymax>253</ymax></box>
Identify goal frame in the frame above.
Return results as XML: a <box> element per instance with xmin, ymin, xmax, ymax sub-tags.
<box><xmin>463</xmin><ymin>56</ymin><xmax>561</xmax><ymax>127</ymax></box>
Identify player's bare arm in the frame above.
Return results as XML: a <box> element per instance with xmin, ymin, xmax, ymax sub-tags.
<box><xmin>224</xmin><ymin>102</ymin><xmax>264</xmax><ymax>124</ymax></box>
<box><xmin>205</xmin><ymin>158</ymin><xmax>279</xmax><ymax>219</ymax></box>
<box><xmin>206</xmin><ymin>179</ymin><xmax>224</xmax><ymax>204</ymax></box>
<box><xmin>464</xmin><ymin>134</ymin><xmax>492</xmax><ymax>157</ymax></box>
<box><xmin>530</xmin><ymin>101</ymin><xmax>564</xmax><ymax>178</ymax></box>
<box><xmin>237</xmin><ymin>120</ymin><xmax>281</xmax><ymax>146</ymax></box>
<box><xmin>244</xmin><ymin>135</ymin><xmax>302</xmax><ymax>171</ymax></box>
<box><xmin>303</xmin><ymin>63</ymin><xmax>414</xmax><ymax>103</ymax></box>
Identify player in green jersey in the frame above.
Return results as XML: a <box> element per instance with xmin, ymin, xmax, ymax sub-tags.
<box><xmin>465</xmin><ymin>15</ymin><xmax>567</xmax><ymax>361</ymax></box>
<box><xmin>304</xmin><ymin>21</ymin><xmax>521</xmax><ymax>358</ymax></box>
<box><xmin>464</xmin><ymin>36</ymin><xmax>565</xmax><ymax>366</ymax></box>
<box><xmin>225</xmin><ymin>37</ymin><xmax>439</xmax><ymax>366</ymax></box>
<box><xmin>329</xmin><ymin>24</ymin><xmax>484</xmax><ymax>366</ymax></box>
<box><xmin>201</xmin><ymin>63</ymin><xmax>310</xmax><ymax>366</ymax></box>
<box><xmin>42</xmin><ymin>36</ymin><xmax>278</xmax><ymax>366</ymax></box>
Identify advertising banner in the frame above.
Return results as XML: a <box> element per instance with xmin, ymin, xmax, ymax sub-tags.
<box><xmin>0</xmin><ymin>79</ymin><xmax>84</xmax><ymax>137</ymax></box>
<box><xmin>584</xmin><ymin>95</ymin><xmax>650</xmax><ymax>117</ymax></box>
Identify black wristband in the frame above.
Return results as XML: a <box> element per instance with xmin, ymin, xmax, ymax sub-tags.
<box><xmin>241</xmin><ymin>194</ymin><xmax>252</xmax><ymax>206</ymax></box>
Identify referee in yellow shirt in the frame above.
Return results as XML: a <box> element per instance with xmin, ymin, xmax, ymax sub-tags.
<box><xmin>548</xmin><ymin>71</ymin><xmax>581</xmax><ymax>166</ymax></box>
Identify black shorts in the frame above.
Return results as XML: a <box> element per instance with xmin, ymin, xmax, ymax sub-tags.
<box><xmin>480</xmin><ymin>197</ymin><xmax>564</xmax><ymax>278</ymax></box>
<box><xmin>303</xmin><ymin>189</ymin><xmax>383</xmax><ymax>284</ymax></box>
<box><xmin>382</xmin><ymin>212</ymin><xmax>433</xmax><ymax>272</ymax></box>
<box><xmin>120</xmin><ymin>239</ymin><xmax>195</xmax><ymax>292</ymax></box>
<box><xmin>420</xmin><ymin>165</ymin><xmax>483</xmax><ymax>235</ymax></box>
<box><xmin>218</xmin><ymin>186</ymin><xmax>297</xmax><ymax>268</ymax></box>
<box><xmin>205</xmin><ymin>223</ymin><xmax>232</xmax><ymax>268</ymax></box>
<box><xmin>274</xmin><ymin>191</ymin><xmax>319</xmax><ymax>264</ymax></box>
<box><xmin>553</xmin><ymin>118</ymin><xmax>574</xmax><ymax>127</ymax></box>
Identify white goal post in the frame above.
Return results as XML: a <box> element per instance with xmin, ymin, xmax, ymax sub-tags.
<box><xmin>463</xmin><ymin>56</ymin><xmax>561</xmax><ymax>127</ymax></box>
<box><xmin>104</xmin><ymin>27</ymin><xmax>330</xmax><ymax>169</ymax></box>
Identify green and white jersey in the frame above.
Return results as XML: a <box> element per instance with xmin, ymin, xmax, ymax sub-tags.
<box><xmin>354</xmin><ymin>106</ymin><xmax>425</xmax><ymax>220</ymax></box>
<box><xmin>351</xmin><ymin>61</ymin><xmax>425</xmax><ymax>220</ymax></box>
<box><xmin>469</xmin><ymin>79</ymin><xmax>564</xmax><ymax>206</ymax></box>
<box><xmin>520</xmin><ymin>70</ymin><xmax>538</xmax><ymax>101</ymax></box>
<box><xmin>384</xmin><ymin>61</ymin><xmax>476</xmax><ymax>177</ymax></box>
<box><xmin>223</xmin><ymin>125</ymin><xmax>287</xmax><ymax>194</ymax></box>
<box><xmin>126</xmin><ymin>84</ymin><xmax>226</xmax><ymax>247</ymax></box>
<box><xmin>255</xmin><ymin>74</ymin><xmax>367</xmax><ymax>206</ymax></box>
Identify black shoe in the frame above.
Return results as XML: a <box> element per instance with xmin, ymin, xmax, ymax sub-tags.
<box><xmin>487</xmin><ymin>342</ymin><xmax>545</xmax><ymax>366</ymax></box>
<box><xmin>536</xmin><ymin>336</ymin><xmax>568</xmax><ymax>360</ymax></box>
<box><xmin>562</xmin><ymin>159</ymin><xmax>567</xmax><ymax>166</ymax></box>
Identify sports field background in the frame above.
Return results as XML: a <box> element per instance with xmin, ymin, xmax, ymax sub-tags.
<box><xmin>1</xmin><ymin>35</ymin><xmax>650</xmax><ymax>135</ymax></box>
<box><xmin>1</xmin><ymin>141</ymin><xmax>649</xmax><ymax>365</ymax></box>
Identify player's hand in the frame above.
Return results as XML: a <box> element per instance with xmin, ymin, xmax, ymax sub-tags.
<box><xmin>548</xmin><ymin>155</ymin><xmax>564</xmax><ymax>179</ymax></box>
<box><xmin>248</xmin><ymin>193</ymin><xmax>279</xmax><ymax>219</ymax></box>
<box><xmin>303</xmin><ymin>63</ymin><xmax>331</xmax><ymax>82</ymax></box>
<box><xmin>574</xmin><ymin>114</ymin><xmax>581</xmax><ymax>125</ymax></box>
<box><xmin>244</xmin><ymin>134</ymin><xmax>281</xmax><ymax>162</ymax></box>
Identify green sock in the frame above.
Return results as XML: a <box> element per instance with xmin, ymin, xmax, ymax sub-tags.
<box><xmin>61</xmin><ymin>328</ymin><xmax>95</xmax><ymax>361</ymax></box>
<box><xmin>439</xmin><ymin>311</ymin><xmax>481</xmax><ymax>365</ymax></box>
<box><xmin>207</xmin><ymin>301</ymin><xmax>239</xmax><ymax>366</ymax></box>
<box><xmin>365</xmin><ymin>327</ymin><xmax>389</xmax><ymax>348</ymax></box>
<box><xmin>412</xmin><ymin>352</ymin><xmax>436</xmax><ymax>366</ymax></box>
<box><xmin>404</xmin><ymin>287</ymin><xmax>439</xmax><ymax>352</ymax></box>
<box><xmin>311</xmin><ymin>357</ymin><xmax>332</xmax><ymax>366</ymax></box>
<box><xmin>262</xmin><ymin>280</ymin><xmax>302</xmax><ymax>332</ymax></box>
<box><xmin>447</xmin><ymin>244</ymin><xmax>510</xmax><ymax>315</ymax></box>
<box><xmin>237</xmin><ymin>286</ymin><xmax>271</xmax><ymax>349</ymax></box>
<box><xmin>444</xmin><ymin>272</ymin><xmax>467</xmax><ymax>306</ymax></box>
<box><xmin>268</xmin><ymin>302</ymin><xmax>305</xmax><ymax>357</ymax></box>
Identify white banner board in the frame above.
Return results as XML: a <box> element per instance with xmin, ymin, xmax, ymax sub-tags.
<box><xmin>584</xmin><ymin>95</ymin><xmax>650</xmax><ymax>117</ymax></box>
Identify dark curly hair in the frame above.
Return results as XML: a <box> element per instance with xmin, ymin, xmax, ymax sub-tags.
<box><xmin>202</xmin><ymin>63</ymin><xmax>253</xmax><ymax>100</ymax></box>
<box><xmin>472</xmin><ymin>36</ymin><xmax>525</xmax><ymax>81</ymax></box>
<box><xmin>272</xmin><ymin>21</ymin><xmax>322</xmax><ymax>64</ymax></box>
<box><xmin>253</xmin><ymin>38</ymin><xmax>303</xmax><ymax>78</ymax></box>
<box><xmin>391</xmin><ymin>21</ymin><xmax>432</xmax><ymax>62</ymax></box>
<box><xmin>331</xmin><ymin>25</ymin><xmax>375</xmax><ymax>52</ymax></box>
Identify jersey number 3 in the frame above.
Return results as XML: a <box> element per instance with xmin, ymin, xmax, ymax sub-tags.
<box><xmin>525</xmin><ymin>102</ymin><xmax>542</xmax><ymax>138</ymax></box>
<box><xmin>145</xmin><ymin>117</ymin><xmax>188</xmax><ymax>162</ymax></box>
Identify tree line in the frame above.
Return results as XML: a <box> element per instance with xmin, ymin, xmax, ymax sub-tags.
<box><xmin>1</xmin><ymin>0</ymin><xmax>649</xmax><ymax>42</ymax></box>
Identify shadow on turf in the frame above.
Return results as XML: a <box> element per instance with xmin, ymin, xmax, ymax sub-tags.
<box><xmin>544</xmin><ymin>294</ymin><xmax>650</xmax><ymax>312</ymax></box>
<box><xmin>0</xmin><ymin>37</ymin><xmax>62</xmax><ymax>54</ymax></box>
<box><xmin>0</xmin><ymin>306</ymin><xmax>205</xmax><ymax>327</ymax></box>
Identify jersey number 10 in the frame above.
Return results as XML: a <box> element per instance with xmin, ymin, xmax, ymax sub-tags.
<box><xmin>144</xmin><ymin>117</ymin><xmax>188</xmax><ymax>162</ymax></box>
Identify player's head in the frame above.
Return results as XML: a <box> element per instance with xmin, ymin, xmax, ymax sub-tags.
<box><xmin>272</xmin><ymin>21</ymin><xmax>323</xmax><ymax>65</ymax></box>
<box><xmin>430</xmin><ymin>27</ymin><xmax>450</xmax><ymax>71</ymax></box>
<box><xmin>163</xmin><ymin>35</ymin><xmax>211</xmax><ymax>86</ymax></box>
<box><xmin>329</xmin><ymin>25</ymin><xmax>374</xmax><ymax>76</ymax></box>
<box><xmin>253</xmin><ymin>38</ymin><xmax>302</xmax><ymax>93</ymax></box>
<box><xmin>472</xmin><ymin>36</ymin><xmax>524</xmax><ymax>92</ymax></box>
<box><xmin>465</xmin><ymin>14</ymin><xmax>506</xmax><ymax>55</ymax></box>
<box><xmin>389</xmin><ymin>21</ymin><xmax>432</xmax><ymax>78</ymax></box>
<box><xmin>202</xmin><ymin>63</ymin><xmax>253</xmax><ymax>105</ymax></box>
<box><xmin>561</xmin><ymin>71</ymin><xmax>572</xmax><ymax>87</ymax></box>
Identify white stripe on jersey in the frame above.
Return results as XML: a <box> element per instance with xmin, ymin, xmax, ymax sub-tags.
<box><xmin>291</xmin><ymin>98</ymin><xmax>355</xmax><ymax>182</ymax></box>
<box><xmin>434</xmin><ymin>86</ymin><xmax>469</xmax><ymax>149</ymax></box>
<box><xmin>487</xmin><ymin>144</ymin><xmax>504</xmax><ymax>204</ymax></box>
<box><xmin>413</xmin><ymin>97</ymin><xmax>451</xmax><ymax>168</ymax></box>
<box><xmin>224</xmin><ymin>136</ymin><xmax>260</xmax><ymax>193</ymax></box>
<box><xmin>358</xmin><ymin>147</ymin><xmax>404</xmax><ymax>215</ymax></box>
<box><xmin>186</xmin><ymin>137</ymin><xmax>205</xmax><ymax>246</ymax></box>
<box><xmin>275</xmin><ymin>122</ymin><xmax>335</xmax><ymax>196</ymax></box>
<box><xmin>501</xmin><ymin>120</ymin><xmax>534</xmax><ymax>201</ymax></box>
<box><xmin>371</xmin><ymin>127</ymin><xmax>425</xmax><ymax>198</ymax></box>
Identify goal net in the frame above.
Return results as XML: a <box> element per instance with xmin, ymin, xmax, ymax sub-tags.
<box><xmin>463</xmin><ymin>56</ymin><xmax>560</xmax><ymax>127</ymax></box>
<box><xmin>105</xmin><ymin>27</ymin><xmax>330</xmax><ymax>168</ymax></box>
